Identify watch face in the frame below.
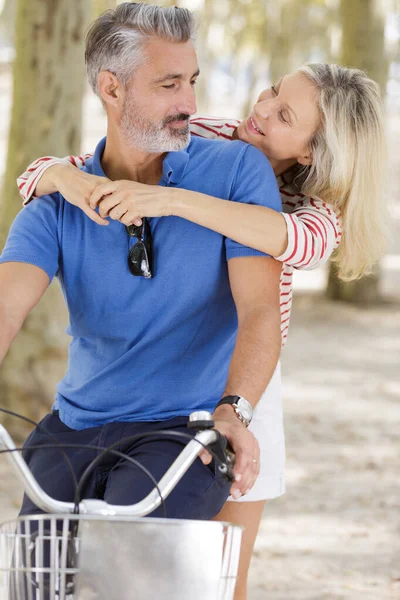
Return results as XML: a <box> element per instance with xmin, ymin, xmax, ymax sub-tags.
<box><xmin>236</xmin><ymin>398</ymin><xmax>253</xmax><ymax>421</ymax></box>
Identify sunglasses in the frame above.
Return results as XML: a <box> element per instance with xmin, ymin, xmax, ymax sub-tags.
<box><xmin>126</xmin><ymin>219</ymin><xmax>153</xmax><ymax>278</ymax></box>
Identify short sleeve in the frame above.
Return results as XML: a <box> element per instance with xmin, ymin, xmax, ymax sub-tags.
<box><xmin>0</xmin><ymin>194</ymin><xmax>61</xmax><ymax>282</ymax></box>
<box><xmin>225</xmin><ymin>144</ymin><xmax>282</xmax><ymax>261</ymax></box>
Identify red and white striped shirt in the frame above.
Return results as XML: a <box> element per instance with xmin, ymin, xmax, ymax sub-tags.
<box><xmin>17</xmin><ymin>117</ymin><xmax>341</xmax><ymax>347</ymax></box>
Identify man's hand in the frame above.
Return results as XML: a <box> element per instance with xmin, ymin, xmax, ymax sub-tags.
<box><xmin>199</xmin><ymin>404</ymin><xmax>260</xmax><ymax>499</ymax></box>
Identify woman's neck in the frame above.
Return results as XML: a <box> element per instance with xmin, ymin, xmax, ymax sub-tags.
<box><xmin>268</xmin><ymin>158</ymin><xmax>298</xmax><ymax>177</ymax></box>
<box><xmin>232</xmin><ymin>127</ymin><xmax>297</xmax><ymax>177</ymax></box>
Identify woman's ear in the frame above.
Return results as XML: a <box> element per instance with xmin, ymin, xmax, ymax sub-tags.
<box><xmin>297</xmin><ymin>152</ymin><xmax>313</xmax><ymax>166</ymax></box>
<box><xmin>98</xmin><ymin>71</ymin><xmax>123</xmax><ymax>108</ymax></box>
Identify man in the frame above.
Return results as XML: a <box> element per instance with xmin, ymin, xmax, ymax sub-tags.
<box><xmin>0</xmin><ymin>3</ymin><xmax>282</xmax><ymax>520</ymax></box>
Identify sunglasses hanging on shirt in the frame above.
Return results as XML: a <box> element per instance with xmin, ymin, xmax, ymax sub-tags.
<box><xmin>126</xmin><ymin>219</ymin><xmax>153</xmax><ymax>278</ymax></box>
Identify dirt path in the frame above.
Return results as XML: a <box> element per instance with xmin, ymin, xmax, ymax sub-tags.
<box><xmin>249</xmin><ymin>296</ymin><xmax>400</xmax><ymax>600</ymax></box>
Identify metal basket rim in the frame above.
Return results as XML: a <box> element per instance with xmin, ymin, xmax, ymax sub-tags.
<box><xmin>0</xmin><ymin>513</ymin><xmax>243</xmax><ymax>531</ymax></box>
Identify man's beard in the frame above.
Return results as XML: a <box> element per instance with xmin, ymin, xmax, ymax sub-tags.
<box><xmin>120</xmin><ymin>91</ymin><xmax>190</xmax><ymax>153</ymax></box>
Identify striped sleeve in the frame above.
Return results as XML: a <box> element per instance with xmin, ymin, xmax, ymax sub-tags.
<box><xmin>17</xmin><ymin>154</ymin><xmax>93</xmax><ymax>205</ymax></box>
<box><xmin>189</xmin><ymin>117</ymin><xmax>239</xmax><ymax>140</ymax></box>
<box><xmin>276</xmin><ymin>198</ymin><xmax>342</xmax><ymax>270</ymax></box>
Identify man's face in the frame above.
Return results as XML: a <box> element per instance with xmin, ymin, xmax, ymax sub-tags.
<box><xmin>119</xmin><ymin>38</ymin><xmax>199</xmax><ymax>153</ymax></box>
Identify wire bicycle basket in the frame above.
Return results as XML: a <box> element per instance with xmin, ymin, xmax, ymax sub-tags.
<box><xmin>0</xmin><ymin>513</ymin><xmax>242</xmax><ymax>600</ymax></box>
<box><xmin>0</xmin><ymin>412</ymin><xmax>242</xmax><ymax>600</ymax></box>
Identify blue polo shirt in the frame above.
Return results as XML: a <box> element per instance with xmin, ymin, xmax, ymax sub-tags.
<box><xmin>1</xmin><ymin>136</ymin><xmax>281</xmax><ymax>430</ymax></box>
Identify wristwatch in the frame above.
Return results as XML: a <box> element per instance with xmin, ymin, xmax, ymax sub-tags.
<box><xmin>215</xmin><ymin>395</ymin><xmax>253</xmax><ymax>427</ymax></box>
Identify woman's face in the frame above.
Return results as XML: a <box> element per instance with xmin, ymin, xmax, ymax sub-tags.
<box><xmin>236</xmin><ymin>71</ymin><xmax>321</xmax><ymax>167</ymax></box>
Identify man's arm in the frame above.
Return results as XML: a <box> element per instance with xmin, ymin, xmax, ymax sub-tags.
<box><xmin>0</xmin><ymin>263</ymin><xmax>50</xmax><ymax>364</ymax></box>
<box><xmin>211</xmin><ymin>256</ymin><xmax>282</xmax><ymax>498</ymax></box>
<box><xmin>222</xmin><ymin>255</ymin><xmax>281</xmax><ymax>402</ymax></box>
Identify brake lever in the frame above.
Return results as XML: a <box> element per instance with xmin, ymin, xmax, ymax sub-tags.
<box><xmin>187</xmin><ymin>411</ymin><xmax>236</xmax><ymax>482</ymax></box>
<box><xmin>209</xmin><ymin>434</ymin><xmax>236</xmax><ymax>482</ymax></box>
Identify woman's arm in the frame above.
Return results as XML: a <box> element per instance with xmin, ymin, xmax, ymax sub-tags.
<box><xmin>174</xmin><ymin>189</ymin><xmax>289</xmax><ymax>256</ymax></box>
<box><xmin>17</xmin><ymin>154</ymin><xmax>92</xmax><ymax>204</ymax></box>
<box><xmin>18</xmin><ymin>156</ymin><xmax>341</xmax><ymax>266</ymax></box>
<box><xmin>276</xmin><ymin>200</ymin><xmax>342</xmax><ymax>269</ymax></box>
<box><xmin>89</xmin><ymin>181</ymin><xmax>288</xmax><ymax>255</ymax></box>
<box><xmin>90</xmin><ymin>181</ymin><xmax>342</xmax><ymax>265</ymax></box>
<box><xmin>17</xmin><ymin>154</ymin><xmax>110</xmax><ymax>225</ymax></box>
<box><xmin>177</xmin><ymin>191</ymin><xmax>342</xmax><ymax>266</ymax></box>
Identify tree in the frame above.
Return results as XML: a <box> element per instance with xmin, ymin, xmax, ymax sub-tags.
<box><xmin>327</xmin><ymin>0</ymin><xmax>389</xmax><ymax>304</ymax></box>
<box><xmin>191</xmin><ymin>0</ymin><xmax>334</xmax><ymax>118</ymax></box>
<box><xmin>0</xmin><ymin>0</ymin><xmax>91</xmax><ymax>437</ymax></box>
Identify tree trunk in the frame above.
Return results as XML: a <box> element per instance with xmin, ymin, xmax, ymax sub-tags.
<box><xmin>0</xmin><ymin>0</ymin><xmax>91</xmax><ymax>439</ymax></box>
<box><xmin>327</xmin><ymin>0</ymin><xmax>388</xmax><ymax>304</ymax></box>
<box><xmin>340</xmin><ymin>0</ymin><xmax>388</xmax><ymax>91</ymax></box>
<box><xmin>327</xmin><ymin>263</ymin><xmax>382</xmax><ymax>305</ymax></box>
<box><xmin>268</xmin><ymin>3</ymin><xmax>293</xmax><ymax>85</ymax></box>
<box><xmin>193</xmin><ymin>0</ymin><xmax>214</xmax><ymax>113</ymax></box>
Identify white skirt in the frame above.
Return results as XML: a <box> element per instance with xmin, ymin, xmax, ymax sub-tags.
<box><xmin>227</xmin><ymin>362</ymin><xmax>285</xmax><ymax>503</ymax></box>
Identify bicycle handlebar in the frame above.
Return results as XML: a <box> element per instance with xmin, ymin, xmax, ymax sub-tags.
<box><xmin>0</xmin><ymin>412</ymin><xmax>234</xmax><ymax>517</ymax></box>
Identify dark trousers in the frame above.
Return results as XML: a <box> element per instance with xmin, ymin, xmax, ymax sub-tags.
<box><xmin>20</xmin><ymin>412</ymin><xmax>230</xmax><ymax>520</ymax></box>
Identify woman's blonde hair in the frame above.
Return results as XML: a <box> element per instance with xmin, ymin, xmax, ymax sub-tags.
<box><xmin>297</xmin><ymin>63</ymin><xmax>387</xmax><ymax>281</ymax></box>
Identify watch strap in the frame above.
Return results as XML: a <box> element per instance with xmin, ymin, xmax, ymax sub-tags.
<box><xmin>215</xmin><ymin>395</ymin><xmax>241</xmax><ymax>409</ymax></box>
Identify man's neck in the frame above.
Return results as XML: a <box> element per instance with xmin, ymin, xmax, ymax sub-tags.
<box><xmin>101</xmin><ymin>127</ymin><xmax>166</xmax><ymax>185</ymax></box>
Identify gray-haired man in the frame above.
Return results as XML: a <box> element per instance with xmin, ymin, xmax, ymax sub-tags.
<box><xmin>0</xmin><ymin>3</ymin><xmax>282</xmax><ymax>521</ymax></box>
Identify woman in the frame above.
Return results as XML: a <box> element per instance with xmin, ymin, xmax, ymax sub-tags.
<box><xmin>17</xmin><ymin>63</ymin><xmax>387</xmax><ymax>600</ymax></box>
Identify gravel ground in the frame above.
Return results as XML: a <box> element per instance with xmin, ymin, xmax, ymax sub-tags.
<box><xmin>249</xmin><ymin>296</ymin><xmax>400</xmax><ymax>600</ymax></box>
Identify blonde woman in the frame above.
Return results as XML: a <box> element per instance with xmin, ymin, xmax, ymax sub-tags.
<box><xmin>17</xmin><ymin>63</ymin><xmax>387</xmax><ymax>600</ymax></box>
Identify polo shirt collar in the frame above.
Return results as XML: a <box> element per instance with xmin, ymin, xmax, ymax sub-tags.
<box><xmin>92</xmin><ymin>137</ymin><xmax>107</xmax><ymax>177</ymax></box>
<box><xmin>161</xmin><ymin>146</ymin><xmax>190</xmax><ymax>185</ymax></box>
<box><xmin>92</xmin><ymin>136</ymin><xmax>190</xmax><ymax>185</ymax></box>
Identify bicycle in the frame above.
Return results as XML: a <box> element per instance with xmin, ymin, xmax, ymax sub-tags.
<box><xmin>0</xmin><ymin>411</ymin><xmax>242</xmax><ymax>600</ymax></box>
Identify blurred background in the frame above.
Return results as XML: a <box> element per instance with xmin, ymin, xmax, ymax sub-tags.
<box><xmin>0</xmin><ymin>1</ymin><xmax>399</xmax><ymax>598</ymax></box>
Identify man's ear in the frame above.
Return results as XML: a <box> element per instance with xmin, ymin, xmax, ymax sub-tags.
<box><xmin>98</xmin><ymin>71</ymin><xmax>123</xmax><ymax>107</ymax></box>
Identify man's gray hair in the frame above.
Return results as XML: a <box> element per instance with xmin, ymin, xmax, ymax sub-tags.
<box><xmin>85</xmin><ymin>3</ymin><xmax>197</xmax><ymax>97</ymax></box>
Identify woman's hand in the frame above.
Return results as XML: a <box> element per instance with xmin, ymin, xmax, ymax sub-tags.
<box><xmin>48</xmin><ymin>164</ymin><xmax>111</xmax><ymax>226</ymax></box>
<box><xmin>89</xmin><ymin>180</ymin><xmax>175</xmax><ymax>226</ymax></box>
